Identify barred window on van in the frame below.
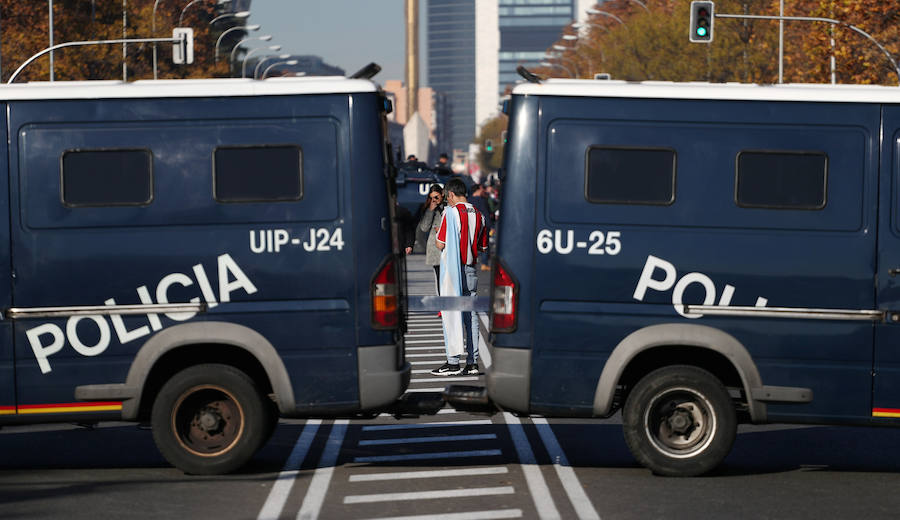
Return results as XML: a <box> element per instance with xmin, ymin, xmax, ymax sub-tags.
<box><xmin>585</xmin><ymin>146</ymin><xmax>676</xmax><ymax>205</ymax></box>
<box><xmin>736</xmin><ymin>151</ymin><xmax>827</xmax><ymax>210</ymax></box>
<box><xmin>61</xmin><ymin>149</ymin><xmax>153</xmax><ymax>207</ymax></box>
<box><xmin>214</xmin><ymin>145</ymin><xmax>302</xmax><ymax>203</ymax></box>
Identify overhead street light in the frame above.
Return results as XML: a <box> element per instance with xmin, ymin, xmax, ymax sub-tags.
<box><xmin>540</xmin><ymin>60</ymin><xmax>574</xmax><ymax>77</ymax></box>
<box><xmin>262</xmin><ymin>60</ymin><xmax>299</xmax><ymax>80</ymax></box>
<box><xmin>215</xmin><ymin>24</ymin><xmax>259</xmax><ymax>62</ymax></box>
<box><xmin>178</xmin><ymin>0</ymin><xmax>204</xmax><ymax>26</ymax></box>
<box><xmin>587</xmin><ymin>8</ymin><xmax>627</xmax><ymax>26</ymax></box>
<box><xmin>240</xmin><ymin>44</ymin><xmax>280</xmax><ymax>78</ymax></box>
<box><xmin>210</xmin><ymin>10</ymin><xmax>250</xmax><ymax>25</ymax></box>
<box><xmin>254</xmin><ymin>53</ymin><xmax>291</xmax><ymax>79</ymax></box>
<box><xmin>230</xmin><ymin>34</ymin><xmax>272</xmax><ymax>72</ymax></box>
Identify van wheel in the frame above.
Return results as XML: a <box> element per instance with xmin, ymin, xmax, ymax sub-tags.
<box><xmin>151</xmin><ymin>364</ymin><xmax>270</xmax><ymax>475</ymax></box>
<box><xmin>622</xmin><ymin>365</ymin><xmax>736</xmax><ymax>477</ymax></box>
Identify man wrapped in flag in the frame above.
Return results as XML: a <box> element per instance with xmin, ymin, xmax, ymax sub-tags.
<box><xmin>431</xmin><ymin>178</ymin><xmax>489</xmax><ymax>376</ymax></box>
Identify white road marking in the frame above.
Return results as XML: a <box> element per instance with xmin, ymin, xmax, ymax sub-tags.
<box><xmin>406</xmin><ymin>353</ymin><xmax>448</xmax><ymax>358</ymax></box>
<box><xmin>477</xmin><ymin>313</ymin><xmax>492</xmax><ymax>368</ymax></box>
<box><xmin>349</xmin><ymin>467</ymin><xmax>508</xmax><ymax>482</ymax></box>
<box><xmin>358</xmin><ymin>433</ymin><xmax>497</xmax><ymax>446</ymax></box>
<box><xmin>503</xmin><ymin>412</ymin><xmax>561</xmax><ymax>520</ymax></box>
<box><xmin>437</xmin><ymin>408</ymin><xmax>462</xmax><ymax>414</ymax></box>
<box><xmin>257</xmin><ymin>420</ymin><xmax>322</xmax><ymax>520</ymax></box>
<box><xmin>410</xmin><ymin>360</ymin><xmax>442</xmax><ymax>365</ymax></box>
<box><xmin>410</xmin><ymin>376</ymin><xmax>479</xmax><ymax>383</ymax></box>
<box><xmin>406</xmin><ymin>339</ymin><xmax>447</xmax><ymax>345</ymax></box>
<box><xmin>343</xmin><ymin>486</ymin><xmax>515</xmax><ymax>504</ymax></box>
<box><xmin>362</xmin><ymin>420</ymin><xmax>492</xmax><ymax>431</ymax></box>
<box><xmin>360</xmin><ymin>510</ymin><xmax>523</xmax><ymax>520</ymax></box>
<box><xmin>297</xmin><ymin>420</ymin><xmax>348</xmax><ymax>520</ymax></box>
<box><xmin>354</xmin><ymin>449</ymin><xmax>502</xmax><ymax>463</ymax></box>
<box><xmin>404</xmin><ymin>387</ymin><xmax>447</xmax><ymax>392</ymax></box>
<box><xmin>406</xmin><ymin>346</ymin><xmax>446</xmax><ymax>351</ymax></box>
<box><xmin>532</xmin><ymin>417</ymin><xmax>601</xmax><ymax>520</ymax></box>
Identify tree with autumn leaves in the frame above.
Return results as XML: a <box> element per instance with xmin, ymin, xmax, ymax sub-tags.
<box><xmin>0</xmin><ymin>1</ymin><xmax>253</xmax><ymax>83</ymax></box>
<box><xmin>537</xmin><ymin>0</ymin><xmax>900</xmax><ymax>85</ymax></box>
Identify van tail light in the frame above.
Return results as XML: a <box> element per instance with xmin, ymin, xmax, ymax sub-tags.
<box><xmin>372</xmin><ymin>256</ymin><xmax>399</xmax><ymax>329</ymax></box>
<box><xmin>491</xmin><ymin>259</ymin><xmax>518</xmax><ymax>332</ymax></box>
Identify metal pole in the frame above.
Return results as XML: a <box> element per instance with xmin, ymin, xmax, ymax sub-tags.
<box><xmin>152</xmin><ymin>0</ymin><xmax>162</xmax><ymax>80</ymax></box>
<box><xmin>778</xmin><ymin>0</ymin><xmax>783</xmax><ymax>84</ymax></box>
<box><xmin>715</xmin><ymin>13</ymin><xmax>900</xmax><ymax>85</ymax></box>
<box><xmin>122</xmin><ymin>0</ymin><xmax>127</xmax><ymax>82</ymax></box>
<box><xmin>49</xmin><ymin>0</ymin><xmax>54</xmax><ymax>81</ymax></box>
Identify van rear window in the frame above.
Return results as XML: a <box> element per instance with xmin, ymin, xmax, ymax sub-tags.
<box><xmin>61</xmin><ymin>149</ymin><xmax>153</xmax><ymax>207</ymax></box>
<box><xmin>736</xmin><ymin>151</ymin><xmax>827</xmax><ymax>210</ymax></box>
<box><xmin>214</xmin><ymin>145</ymin><xmax>303</xmax><ymax>203</ymax></box>
<box><xmin>585</xmin><ymin>146</ymin><xmax>675</xmax><ymax>205</ymax></box>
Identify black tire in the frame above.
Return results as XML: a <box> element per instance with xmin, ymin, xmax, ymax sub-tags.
<box><xmin>622</xmin><ymin>365</ymin><xmax>736</xmax><ymax>477</ymax></box>
<box><xmin>151</xmin><ymin>363</ymin><xmax>270</xmax><ymax>475</ymax></box>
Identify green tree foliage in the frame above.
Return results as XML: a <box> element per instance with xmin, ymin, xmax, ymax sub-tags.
<box><xmin>0</xmin><ymin>0</ymin><xmax>239</xmax><ymax>83</ymax></box>
<box><xmin>536</xmin><ymin>0</ymin><xmax>900</xmax><ymax>85</ymax></box>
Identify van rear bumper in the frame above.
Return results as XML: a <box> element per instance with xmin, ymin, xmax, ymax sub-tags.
<box><xmin>358</xmin><ymin>344</ymin><xmax>411</xmax><ymax>410</ymax></box>
<box><xmin>486</xmin><ymin>346</ymin><xmax>531</xmax><ymax>413</ymax></box>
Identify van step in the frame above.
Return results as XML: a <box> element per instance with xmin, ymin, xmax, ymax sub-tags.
<box><xmin>443</xmin><ymin>385</ymin><xmax>496</xmax><ymax>415</ymax></box>
<box><xmin>385</xmin><ymin>391</ymin><xmax>445</xmax><ymax>417</ymax></box>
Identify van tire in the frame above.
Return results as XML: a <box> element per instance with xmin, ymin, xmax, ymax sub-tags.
<box><xmin>622</xmin><ymin>365</ymin><xmax>736</xmax><ymax>477</ymax></box>
<box><xmin>151</xmin><ymin>363</ymin><xmax>270</xmax><ymax>475</ymax></box>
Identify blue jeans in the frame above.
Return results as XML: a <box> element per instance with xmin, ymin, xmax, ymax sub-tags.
<box><xmin>448</xmin><ymin>265</ymin><xmax>479</xmax><ymax>365</ymax></box>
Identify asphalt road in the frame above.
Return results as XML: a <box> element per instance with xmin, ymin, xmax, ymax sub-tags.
<box><xmin>3</xmin><ymin>258</ymin><xmax>900</xmax><ymax>519</ymax></box>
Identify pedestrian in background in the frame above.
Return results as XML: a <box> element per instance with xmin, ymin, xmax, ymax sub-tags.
<box><xmin>418</xmin><ymin>184</ymin><xmax>445</xmax><ymax>302</ymax></box>
<box><xmin>431</xmin><ymin>178</ymin><xmax>488</xmax><ymax>376</ymax></box>
<box><xmin>469</xmin><ymin>183</ymin><xmax>492</xmax><ymax>269</ymax></box>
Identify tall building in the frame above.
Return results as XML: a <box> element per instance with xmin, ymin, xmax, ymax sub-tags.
<box><xmin>427</xmin><ymin>0</ymin><xmax>477</xmax><ymax>153</ymax></box>
<box><xmin>382</xmin><ymin>80</ymin><xmax>448</xmax><ymax>163</ymax></box>
<box><xmin>427</xmin><ymin>0</ymin><xmax>592</xmax><ymax>152</ymax></box>
<box><xmin>498</xmin><ymin>0</ymin><xmax>593</xmax><ymax>94</ymax></box>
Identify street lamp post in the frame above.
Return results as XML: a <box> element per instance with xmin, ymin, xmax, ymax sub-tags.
<box><xmin>215</xmin><ymin>24</ymin><xmax>258</xmax><ymax>62</ymax></box>
<box><xmin>254</xmin><ymin>53</ymin><xmax>290</xmax><ymax>79</ymax></box>
<box><xmin>238</xmin><ymin>43</ymin><xmax>278</xmax><ymax>78</ymax></box>
<box><xmin>261</xmin><ymin>59</ymin><xmax>299</xmax><ymax>80</ymax></box>
<box><xmin>178</xmin><ymin>0</ymin><xmax>206</xmax><ymax>26</ymax></box>
<box><xmin>540</xmin><ymin>60</ymin><xmax>574</xmax><ymax>77</ymax></box>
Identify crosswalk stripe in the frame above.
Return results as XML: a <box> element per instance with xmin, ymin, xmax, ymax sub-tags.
<box><xmin>503</xmin><ymin>413</ymin><xmax>561</xmax><ymax>519</ymax></box>
<box><xmin>348</xmin><ymin>467</ymin><xmax>508</xmax><ymax>482</ymax></box>
<box><xmin>297</xmin><ymin>420</ymin><xmax>348</xmax><ymax>520</ymax></box>
<box><xmin>257</xmin><ymin>420</ymin><xmax>321</xmax><ymax>520</ymax></box>
<box><xmin>411</xmin><ymin>376</ymin><xmax>479</xmax><ymax>383</ymax></box>
<box><xmin>352</xmin><ymin>449</ymin><xmax>504</xmax><ymax>464</ymax></box>
<box><xmin>359</xmin><ymin>509</ymin><xmax>523</xmax><ymax>520</ymax></box>
<box><xmin>358</xmin><ymin>433</ymin><xmax>497</xmax><ymax>446</ymax></box>
<box><xmin>361</xmin><ymin>419</ymin><xmax>492</xmax><ymax>431</ymax></box>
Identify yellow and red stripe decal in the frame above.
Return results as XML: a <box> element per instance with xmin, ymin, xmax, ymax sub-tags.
<box><xmin>0</xmin><ymin>401</ymin><xmax>122</xmax><ymax>415</ymax></box>
<box><xmin>873</xmin><ymin>407</ymin><xmax>900</xmax><ymax>418</ymax></box>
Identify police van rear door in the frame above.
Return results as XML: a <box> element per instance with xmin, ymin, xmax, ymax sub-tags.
<box><xmin>874</xmin><ymin>105</ymin><xmax>900</xmax><ymax>420</ymax></box>
<box><xmin>0</xmin><ymin>108</ymin><xmax>13</xmax><ymax>419</ymax></box>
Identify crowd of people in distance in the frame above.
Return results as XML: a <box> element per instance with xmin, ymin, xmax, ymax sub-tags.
<box><xmin>397</xmin><ymin>152</ymin><xmax>500</xmax><ymax>377</ymax></box>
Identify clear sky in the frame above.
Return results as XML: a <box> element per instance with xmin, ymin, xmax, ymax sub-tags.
<box><xmin>245</xmin><ymin>0</ymin><xmax>422</xmax><ymax>85</ymax></box>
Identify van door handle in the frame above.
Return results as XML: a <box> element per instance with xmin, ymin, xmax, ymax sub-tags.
<box><xmin>890</xmin><ymin>268</ymin><xmax>900</xmax><ymax>277</ymax></box>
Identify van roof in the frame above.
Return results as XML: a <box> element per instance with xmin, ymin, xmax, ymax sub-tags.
<box><xmin>512</xmin><ymin>79</ymin><xmax>900</xmax><ymax>104</ymax></box>
<box><xmin>0</xmin><ymin>76</ymin><xmax>378</xmax><ymax>101</ymax></box>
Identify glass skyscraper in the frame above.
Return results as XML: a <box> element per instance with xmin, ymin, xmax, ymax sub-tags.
<box><xmin>498</xmin><ymin>0</ymin><xmax>576</xmax><ymax>94</ymax></box>
<box><xmin>427</xmin><ymin>0</ymin><xmax>477</xmax><ymax>153</ymax></box>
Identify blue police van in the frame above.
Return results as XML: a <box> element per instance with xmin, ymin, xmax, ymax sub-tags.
<box><xmin>487</xmin><ymin>78</ymin><xmax>900</xmax><ymax>476</ymax></box>
<box><xmin>0</xmin><ymin>76</ymin><xmax>408</xmax><ymax>474</ymax></box>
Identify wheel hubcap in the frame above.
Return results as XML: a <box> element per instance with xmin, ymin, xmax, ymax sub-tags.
<box><xmin>644</xmin><ymin>387</ymin><xmax>716</xmax><ymax>458</ymax></box>
<box><xmin>172</xmin><ymin>385</ymin><xmax>244</xmax><ymax>457</ymax></box>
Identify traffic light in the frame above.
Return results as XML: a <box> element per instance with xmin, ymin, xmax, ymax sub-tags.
<box><xmin>689</xmin><ymin>1</ymin><xmax>714</xmax><ymax>43</ymax></box>
<box><xmin>485</xmin><ymin>139</ymin><xmax>494</xmax><ymax>153</ymax></box>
